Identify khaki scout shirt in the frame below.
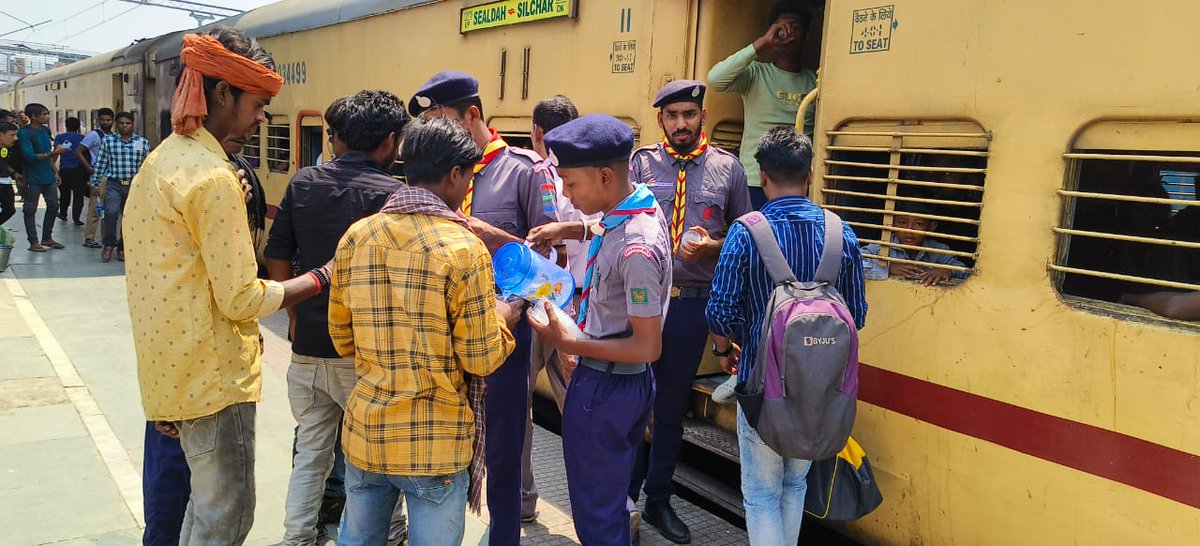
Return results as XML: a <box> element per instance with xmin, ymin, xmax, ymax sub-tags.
<box><xmin>581</xmin><ymin>203</ymin><xmax>673</xmax><ymax>350</ymax></box>
<box><xmin>471</xmin><ymin>146</ymin><xmax>558</xmax><ymax>237</ymax></box>
<box><xmin>629</xmin><ymin>143</ymin><xmax>752</xmax><ymax>287</ymax></box>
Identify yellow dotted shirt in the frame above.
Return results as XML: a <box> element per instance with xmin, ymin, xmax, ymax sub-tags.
<box><xmin>124</xmin><ymin>128</ymin><xmax>284</xmax><ymax>422</ymax></box>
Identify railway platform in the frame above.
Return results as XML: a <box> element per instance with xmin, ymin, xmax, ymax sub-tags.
<box><xmin>0</xmin><ymin>211</ymin><xmax>748</xmax><ymax>545</ymax></box>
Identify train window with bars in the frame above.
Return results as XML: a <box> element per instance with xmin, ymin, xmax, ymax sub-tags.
<box><xmin>242</xmin><ymin>126</ymin><xmax>262</xmax><ymax>169</ymax></box>
<box><xmin>1053</xmin><ymin>121</ymin><xmax>1200</xmax><ymax>312</ymax></box>
<box><xmin>266</xmin><ymin>117</ymin><xmax>291</xmax><ymax>173</ymax></box>
<box><xmin>821</xmin><ymin>120</ymin><xmax>989</xmax><ymax>285</ymax></box>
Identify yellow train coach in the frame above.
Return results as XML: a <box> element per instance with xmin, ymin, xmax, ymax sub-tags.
<box><xmin>5</xmin><ymin>1</ymin><xmax>1199</xmax><ymax>544</ymax></box>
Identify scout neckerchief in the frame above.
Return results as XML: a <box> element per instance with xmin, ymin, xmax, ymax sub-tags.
<box><xmin>662</xmin><ymin>132</ymin><xmax>709</xmax><ymax>252</ymax></box>
<box><xmin>578</xmin><ymin>183</ymin><xmax>658</xmax><ymax>328</ymax></box>
<box><xmin>462</xmin><ymin>129</ymin><xmax>508</xmax><ymax>217</ymax></box>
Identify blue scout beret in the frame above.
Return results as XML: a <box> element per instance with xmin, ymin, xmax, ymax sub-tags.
<box><xmin>652</xmin><ymin>79</ymin><xmax>706</xmax><ymax>108</ymax></box>
<box><xmin>544</xmin><ymin>114</ymin><xmax>635</xmax><ymax>169</ymax></box>
<box><xmin>409</xmin><ymin>71</ymin><xmax>479</xmax><ymax>116</ymax></box>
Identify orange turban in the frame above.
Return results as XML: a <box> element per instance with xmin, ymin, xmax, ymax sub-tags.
<box><xmin>171</xmin><ymin>34</ymin><xmax>284</xmax><ymax>136</ymax></box>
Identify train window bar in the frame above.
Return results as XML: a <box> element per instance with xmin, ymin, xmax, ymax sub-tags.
<box><xmin>1053</xmin><ymin>144</ymin><xmax>1200</xmax><ymax>306</ymax></box>
<box><xmin>821</xmin><ymin>120</ymin><xmax>989</xmax><ymax>285</ymax></box>
<box><xmin>242</xmin><ymin>126</ymin><xmax>262</xmax><ymax>169</ymax></box>
<box><xmin>266</xmin><ymin>120</ymin><xmax>291</xmax><ymax>174</ymax></box>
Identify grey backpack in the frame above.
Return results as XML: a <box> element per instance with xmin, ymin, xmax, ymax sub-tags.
<box><xmin>735</xmin><ymin>210</ymin><xmax>859</xmax><ymax>461</ymax></box>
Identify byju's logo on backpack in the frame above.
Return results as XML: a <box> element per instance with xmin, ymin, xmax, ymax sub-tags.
<box><xmin>735</xmin><ymin>210</ymin><xmax>859</xmax><ymax>461</ymax></box>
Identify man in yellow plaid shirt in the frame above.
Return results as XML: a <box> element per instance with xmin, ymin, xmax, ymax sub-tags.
<box><xmin>329</xmin><ymin>116</ymin><xmax>523</xmax><ymax>546</ymax></box>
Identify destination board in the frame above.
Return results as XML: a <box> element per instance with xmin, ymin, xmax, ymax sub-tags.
<box><xmin>461</xmin><ymin>0</ymin><xmax>575</xmax><ymax>33</ymax></box>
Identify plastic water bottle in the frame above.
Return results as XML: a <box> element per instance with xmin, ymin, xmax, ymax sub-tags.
<box><xmin>97</xmin><ymin>202</ymin><xmax>105</xmax><ymax>220</ymax></box>
<box><xmin>493</xmin><ymin>242</ymin><xmax>575</xmax><ymax>309</ymax></box>
<box><xmin>527</xmin><ymin>299</ymin><xmax>588</xmax><ymax>340</ymax></box>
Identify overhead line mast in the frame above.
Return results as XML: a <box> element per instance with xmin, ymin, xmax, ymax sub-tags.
<box><xmin>116</xmin><ymin>0</ymin><xmax>244</xmax><ymax>27</ymax></box>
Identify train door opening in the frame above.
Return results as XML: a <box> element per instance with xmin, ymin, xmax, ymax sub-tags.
<box><xmin>297</xmin><ymin>112</ymin><xmax>324</xmax><ymax>169</ymax></box>
<box><xmin>693</xmin><ymin>0</ymin><xmax>826</xmax><ymax>155</ymax></box>
<box><xmin>111</xmin><ymin>74</ymin><xmax>124</xmax><ymax>112</ymax></box>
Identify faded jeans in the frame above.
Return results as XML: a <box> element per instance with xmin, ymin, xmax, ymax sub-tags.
<box><xmin>281</xmin><ymin>354</ymin><xmax>357</xmax><ymax>545</ymax></box>
<box><xmin>338</xmin><ymin>463</ymin><xmax>468</xmax><ymax>546</ymax></box>
<box><xmin>282</xmin><ymin>354</ymin><xmax>405</xmax><ymax>544</ymax></box>
<box><xmin>737</xmin><ymin>406</ymin><xmax>812</xmax><ymax>546</ymax></box>
<box><xmin>103</xmin><ymin>180</ymin><xmax>130</xmax><ymax>249</ymax></box>
<box><xmin>175</xmin><ymin>402</ymin><xmax>257</xmax><ymax>546</ymax></box>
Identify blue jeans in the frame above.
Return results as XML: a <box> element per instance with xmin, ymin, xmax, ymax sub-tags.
<box><xmin>338</xmin><ymin>462</ymin><xmax>467</xmax><ymax>546</ymax></box>
<box><xmin>737</xmin><ymin>406</ymin><xmax>812</xmax><ymax>546</ymax></box>
<box><xmin>143</xmin><ymin>422</ymin><xmax>191</xmax><ymax>546</ymax></box>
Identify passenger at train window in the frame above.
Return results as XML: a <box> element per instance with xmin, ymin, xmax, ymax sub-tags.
<box><xmin>863</xmin><ymin>201</ymin><xmax>969</xmax><ymax>286</ymax></box>
<box><xmin>1119</xmin><ymin>290</ymin><xmax>1200</xmax><ymax>320</ymax></box>
<box><xmin>264</xmin><ymin>90</ymin><xmax>411</xmax><ymax>546</ymax></box>
<box><xmin>122</xmin><ymin>27</ymin><xmax>330</xmax><ymax>546</ymax></box>
<box><xmin>408</xmin><ymin>70</ymin><xmax>559</xmax><ymax>546</ymax></box>
<box><xmin>708</xmin><ymin>0</ymin><xmax>817</xmax><ymax>209</ymax></box>
<box><xmin>327</xmin><ymin>116</ymin><xmax>521</xmax><ymax>546</ymax></box>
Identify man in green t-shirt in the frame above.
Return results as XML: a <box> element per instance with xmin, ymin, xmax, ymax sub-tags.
<box><xmin>708</xmin><ymin>1</ymin><xmax>816</xmax><ymax>208</ymax></box>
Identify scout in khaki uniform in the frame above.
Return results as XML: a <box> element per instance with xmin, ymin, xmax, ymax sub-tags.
<box><xmin>408</xmin><ymin>71</ymin><xmax>557</xmax><ymax>546</ymax></box>
<box><xmin>530</xmin><ymin>114</ymin><xmax>672</xmax><ymax>546</ymax></box>
<box><xmin>625</xmin><ymin>80</ymin><xmax>752</xmax><ymax>544</ymax></box>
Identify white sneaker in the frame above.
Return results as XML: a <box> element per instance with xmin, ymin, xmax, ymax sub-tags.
<box><xmin>712</xmin><ymin>375</ymin><xmax>738</xmax><ymax>405</ymax></box>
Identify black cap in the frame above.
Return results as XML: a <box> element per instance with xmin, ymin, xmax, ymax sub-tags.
<box><xmin>409</xmin><ymin>71</ymin><xmax>479</xmax><ymax>117</ymax></box>
<box><xmin>652</xmin><ymin>79</ymin><xmax>706</xmax><ymax>108</ymax></box>
<box><xmin>544</xmin><ymin>114</ymin><xmax>635</xmax><ymax>168</ymax></box>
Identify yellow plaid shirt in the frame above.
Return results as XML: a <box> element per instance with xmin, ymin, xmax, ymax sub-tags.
<box><xmin>329</xmin><ymin>211</ymin><xmax>514</xmax><ymax>476</ymax></box>
<box><xmin>124</xmin><ymin>128</ymin><xmax>284</xmax><ymax>421</ymax></box>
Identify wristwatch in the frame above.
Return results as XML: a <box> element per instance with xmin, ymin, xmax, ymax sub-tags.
<box><xmin>711</xmin><ymin>341</ymin><xmax>733</xmax><ymax>357</ymax></box>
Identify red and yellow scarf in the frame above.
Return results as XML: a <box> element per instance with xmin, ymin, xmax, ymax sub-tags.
<box><xmin>662</xmin><ymin>132</ymin><xmax>708</xmax><ymax>252</ymax></box>
<box><xmin>462</xmin><ymin>129</ymin><xmax>508</xmax><ymax>217</ymax></box>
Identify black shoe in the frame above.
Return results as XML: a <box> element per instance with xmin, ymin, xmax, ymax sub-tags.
<box><xmin>73</xmin><ymin>220</ymin><xmax>84</xmax><ymax>226</ymax></box>
<box><xmin>643</xmin><ymin>501</ymin><xmax>691</xmax><ymax>544</ymax></box>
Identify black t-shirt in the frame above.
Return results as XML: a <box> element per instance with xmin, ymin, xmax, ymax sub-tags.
<box><xmin>0</xmin><ymin>146</ymin><xmax>14</xmax><ymax>178</ymax></box>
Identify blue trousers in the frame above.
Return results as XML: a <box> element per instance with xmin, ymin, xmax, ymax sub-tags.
<box><xmin>563</xmin><ymin>365</ymin><xmax>654</xmax><ymax>546</ymax></box>
<box><xmin>142</xmin><ymin>422</ymin><xmax>191</xmax><ymax>546</ymax></box>
<box><xmin>485</xmin><ymin>317</ymin><xmax>531</xmax><ymax>546</ymax></box>
<box><xmin>630</xmin><ymin>295</ymin><xmax>710</xmax><ymax>505</ymax></box>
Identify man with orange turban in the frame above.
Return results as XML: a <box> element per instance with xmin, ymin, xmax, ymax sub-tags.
<box><xmin>123</xmin><ymin>27</ymin><xmax>331</xmax><ymax>545</ymax></box>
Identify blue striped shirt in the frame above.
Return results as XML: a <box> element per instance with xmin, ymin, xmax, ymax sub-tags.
<box><xmin>705</xmin><ymin>196</ymin><xmax>868</xmax><ymax>382</ymax></box>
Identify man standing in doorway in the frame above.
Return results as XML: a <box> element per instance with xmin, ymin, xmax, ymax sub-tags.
<box><xmin>266</xmin><ymin>90</ymin><xmax>410</xmax><ymax>546</ymax></box>
<box><xmin>17</xmin><ymin>103</ymin><xmax>69</xmax><ymax>252</ymax></box>
<box><xmin>708</xmin><ymin>0</ymin><xmax>817</xmax><ymax>209</ymax></box>
<box><xmin>123</xmin><ymin>27</ymin><xmax>329</xmax><ymax>545</ymax></box>
<box><xmin>90</xmin><ymin>111</ymin><xmax>150</xmax><ymax>262</ymax></box>
<box><xmin>409</xmin><ymin>71</ymin><xmax>558</xmax><ymax>546</ymax></box>
<box><xmin>78</xmin><ymin>108</ymin><xmax>115</xmax><ymax>248</ymax></box>
<box><xmin>54</xmin><ymin>117</ymin><xmax>88</xmax><ymax>225</ymax></box>
<box><xmin>627</xmin><ymin>80</ymin><xmax>752</xmax><ymax>544</ymax></box>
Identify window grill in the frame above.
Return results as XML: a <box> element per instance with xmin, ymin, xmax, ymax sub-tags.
<box><xmin>242</xmin><ymin>126</ymin><xmax>261</xmax><ymax>169</ymax></box>
<box><xmin>1054</xmin><ymin>139</ymin><xmax>1200</xmax><ymax>305</ymax></box>
<box><xmin>266</xmin><ymin>119</ymin><xmax>291</xmax><ymax>173</ymax></box>
<box><xmin>821</xmin><ymin>121</ymin><xmax>990</xmax><ymax>283</ymax></box>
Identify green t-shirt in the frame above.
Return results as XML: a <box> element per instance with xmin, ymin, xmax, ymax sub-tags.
<box><xmin>707</xmin><ymin>45</ymin><xmax>816</xmax><ymax>186</ymax></box>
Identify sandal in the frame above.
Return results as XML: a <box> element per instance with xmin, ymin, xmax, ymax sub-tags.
<box><xmin>42</xmin><ymin>240</ymin><xmax>65</xmax><ymax>249</ymax></box>
<box><xmin>101</xmin><ymin>247</ymin><xmax>113</xmax><ymax>262</ymax></box>
<box><xmin>83</xmin><ymin>240</ymin><xmax>102</xmax><ymax>248</ymax></box>
<box><xmin>28</xmin><ymin>244</ymin><xmax>46</xmax><ymax>252</ymax></box>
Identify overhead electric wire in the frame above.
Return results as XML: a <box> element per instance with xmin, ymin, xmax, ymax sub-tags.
<box><xmin>56</xmin><ymin>4</ymin><xmax>142</xmax><ymax>43</ymax></box>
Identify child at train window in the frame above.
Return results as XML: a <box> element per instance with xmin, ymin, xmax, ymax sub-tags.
<box><xmin>863</xmin><ymin>201</ymin><xmax>970</xmax><ymax>285</ymax></box>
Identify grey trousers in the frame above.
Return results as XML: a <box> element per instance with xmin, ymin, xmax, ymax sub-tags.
<box><xmin>176</xmin><ymin>402</ymin><xmax>257</xmax><ymax>546</ymax></box>
<box><xmin>21</xmin><ymin>183</ymin><xmax>58</xmax><ymax>244</ymax></box>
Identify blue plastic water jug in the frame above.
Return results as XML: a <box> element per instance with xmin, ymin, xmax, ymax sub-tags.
<box><xmin>493</xmin><ymin>242</ymin><xmax>574</xmax><ymax>309</ymax></box>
